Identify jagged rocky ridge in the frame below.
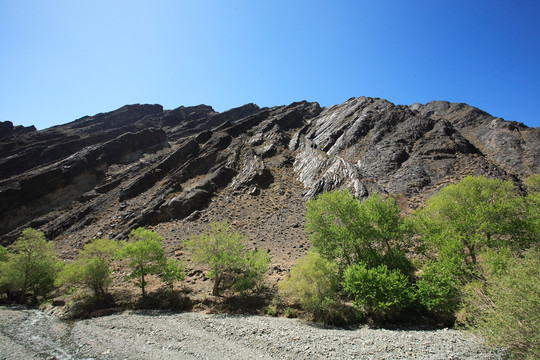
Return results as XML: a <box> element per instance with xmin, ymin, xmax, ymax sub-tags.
<box><xmin>1</xmin><ymin>98</ymin><xmax>538</xmax><ymax>259</ymax></box>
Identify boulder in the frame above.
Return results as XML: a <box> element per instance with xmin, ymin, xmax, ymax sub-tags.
<box><xmin>162</xmin><ymin>189</ymin><xmax>212</xmax><ymax>220</ymax></box>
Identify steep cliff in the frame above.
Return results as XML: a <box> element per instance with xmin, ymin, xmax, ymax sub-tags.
<box><xmin>1</xmin><ymin>98</ymin><xmax>537</xmax><ymax>271</ymax></box>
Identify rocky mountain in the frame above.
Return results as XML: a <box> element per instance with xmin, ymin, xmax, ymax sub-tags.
<box><xmin>1</xmin><ymin>97</ymin><xmax>538</xmax><ymax>271</ymax></box>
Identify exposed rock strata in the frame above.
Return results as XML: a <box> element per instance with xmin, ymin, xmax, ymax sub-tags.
<box><xmin>0</xmin><ymin>98</ymin><xmax>537</xmax><ymax>253</ymax></box>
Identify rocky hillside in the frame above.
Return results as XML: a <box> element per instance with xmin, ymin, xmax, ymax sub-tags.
<box><xmin>1</xmin><ymin>97</ymin><xmax>538</xmax><ymax>273</ymax></box>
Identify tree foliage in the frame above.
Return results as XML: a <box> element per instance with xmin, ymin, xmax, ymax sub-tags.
<box><xmin>0</xmin><ymin>245</ymin><xmax>9</xmax><ymax>296</ymax></box>
<box><xmin>0</xmin><ymin>228</ymin><xmax>62</xmax><ymax>303</ymax></box>
<box><xmin>59</xmin><ymin>238</ymin><xmax>121</xmax><ymax>299</ymax></box>
<box><xmin>526</xmin><ymin>173</ymin><xmax>540</xmax><ymax>193</ymax></box>
<box><xmin>184</xmin><ymin>222</ymin><xmax>269</xmax><ymax>296</ymax></box>
<box><xmin>343</xmin><ymin>262</ymin><xmax>415</xmax><ymax>318</ymax></box>
<box><xmin>415</xmin><ymin>257</ymin><xmax>461</xmax><ymax>316</ymax></box>
<box><xmin>161</xmin><ymin>258</ymin><xmax>186</xmax><ymax>291</ymax></box>
<box><xmin>412</xmin><ymin>176</ymin><xmax>525</xmax><ymax>267</ymax></box>
<box><xmin>306</xmin><ymin>190</ymin><xmax>410</xmax><ymax>273</ymax></box>
<box><xmin>459</xmin><ymin>248</ymin><xmax>540</xmax><ymax>359</ymax></box>
<box><xmin>525</xmin><ymin>174</ymin><xmax>540</xmax><ymax>243</ymax></box>
<box><xmin>0</xmin><ymin>245</ymin><xmax>7</xmax><ymax>262</ymax></box>
<box><xmin>117</xmin><ymin>228</ymin><xmax>184</xmax><ymax>299</ymax></box>
<box><xmin>230</xmin><ymin>248</ymin><xmax>271</xmax><ymax>294</ymax></box>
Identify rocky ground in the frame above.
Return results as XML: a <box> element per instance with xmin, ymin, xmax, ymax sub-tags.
<box><xmin>0</xmin><ymin>306</ymin><xmax>508</xmax><ymax>360</ymax></box>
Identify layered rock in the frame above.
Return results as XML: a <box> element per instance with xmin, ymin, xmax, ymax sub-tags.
<box><xmin>0</xmin><ymin>97</ymin><xmax>537</xmax><ymax>250</ymax></box>
<box><xmin>292</xmin><ymin>97</ymin><xmax>535</xmax><ymax>201</ymax></box>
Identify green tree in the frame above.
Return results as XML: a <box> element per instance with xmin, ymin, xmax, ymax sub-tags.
<box><xmin>278</xmin><ymin>250</ymin><xmax>339</xmax><ymax>315</ymax></box>
<box><xmin>118</xmin><ymin>228</ymin><xmax>183</xmax><ymax>299</ymax></box>
<box><xmin>231</xmin><ymin>248</ymin><xmax>271</xmax><ymax>294</ymax></box>
<box><xmin>525</xmin><ymin>174</ymin><xmax>540</xmax><ymax>243</ymax></box>
<box><xmin>306</xmin><ymin>190</ymin><xmax>411</xmax><ymax>273</ymax></box>
<box><xmin>1</xmin><ymin>228</ymin><xmax>62</xmax><ymax>303</ymax></box>
<box><xmin>460</xmin><ymin>248</ymin><xmax>540</xmax><ymax>359</ymax></box>
<box><xmin>415</xmin><ymin>257</ymin><xmax>462</xmax><ymax>317</ymax></box>
<box><xmin>161</xmin><ymin>258</ymin><xmax>186</xmax><ymax>291</ymax></box>
<box><xmin>59</xmin><ymin>238</ymin><xmax>121</xmax><ymax>299</ymax></box>
<box><xmin>412</xmin><ymin>176</ymin><xmax>524</xmax><ymax>268</ymax></box>
<box><xmin>411</xmin><ymin>176</ymin><xmax>534</xmax><ymax>318</ymax></box>
<box><xmin>184</xmin><ymin>222</ymin><xmax>270</xmax><ymax>296</ymax></box>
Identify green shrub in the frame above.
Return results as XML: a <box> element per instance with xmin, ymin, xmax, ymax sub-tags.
<box><xmin>59</xmin><ymin>238</ymin><xmax>121</xmax><ymax>299</ymax></box>
<box><xmin>460</xmin><ymin>249</ymin><xmax>539</xmax><ymax>359</ymax></box>
<box><xmin>278</xmin><ymin>250</ymin><xmax>339</xmax><ymax>317</ymax></box>
<box><xmin>184</xmin><ymin>222</ymin><xmax>270</xmax><ymax>296</ymax></box>
<box><xmin>0</xmin><ymin>245</ymin><xmax>9</xmax><ymax>297</ymax></box>
<box><xmin>416</xmin><ymin>259</ymin><xmax>461</xmax><ymax>316</ymax></box>
<box><xmin>285</xmin><ymin>306</ymin><xmax>297</xmax><ymax>318</ymax></box>
<box><xmin>265</xmin><ymin>304</ymin><xmax>278</xmax><ymax>317</ymax></box>
<box><xmin>526</xmin><ymin>173</ymin><xmax>540</xmax><ymax>193</ymax></box>
<box><xmin>117</xmin><ymin>228</ymin><xmax>184</xmax><ymax>299</ymax></box>
<box><xmin>343</xmin><ymin>262</ymin><xmax>414</xmax><ymax>318</ymax></box>
<box><xmin>0</xmin><ymin>228</ymin><xmax>62</xmax><ymax>303</ymax></box>
<box><xmin>0</xmin><ymin>245</ymin><xmax>7</xmax><ymax>262</ymax></box>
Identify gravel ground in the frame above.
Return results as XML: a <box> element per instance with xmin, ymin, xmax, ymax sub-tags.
<box><xmin>0</xmin><ymin>306</ymin><xmax>508</xmax><ymax>360</ymax></box>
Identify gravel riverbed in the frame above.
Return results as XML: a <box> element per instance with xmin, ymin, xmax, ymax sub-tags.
<box><xmin>0</xmin><ymin>306</ymin><xmax>508</xmax><ymax>359</ymax></box>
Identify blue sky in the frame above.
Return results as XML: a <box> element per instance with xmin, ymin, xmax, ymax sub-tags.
<box><xmin>1</xmin><ymin>0</ymin><xmax>539</xmax><ymax>130</ymax></box>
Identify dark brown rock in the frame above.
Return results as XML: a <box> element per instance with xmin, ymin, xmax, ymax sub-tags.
<box><xmin>162</xmin><ymin>189</ymin><xmax>212</xmax><ymax>220</ymax></box>
<box><xmin>0</xmin><ymin>97</ymin><xmax>537</xmax><ymax>247</ymax></box>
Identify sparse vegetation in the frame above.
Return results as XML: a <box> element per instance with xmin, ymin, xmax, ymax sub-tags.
<box><xmin>184</xmin><ymin>221</ymin><xmax>270</xmax><ymax>296</ymax></box>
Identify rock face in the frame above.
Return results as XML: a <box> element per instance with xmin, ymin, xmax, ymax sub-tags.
<box><xmin>0</xmin><ymin>98</ymin><xmax>538</xmax><ymax>251</ymax></box>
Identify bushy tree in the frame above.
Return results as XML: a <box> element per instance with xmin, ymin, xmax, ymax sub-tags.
<box><xmin>118</xmin><ymin>228</ymin><xmax>184</xmax><ymax>299</ymax></box>
<box><xmin>460</xmin><ymin>248</ymin><xmax>539</xmax><ymax>359</ymax></box>
<box><xmin>306</xmin><ymin>190</ymin><xmax>412</xmax><ymax>274</ymax></box>
<box><xmin>412</xmin><ymin>176</ymin><xmax>524</xmax><ymax>268</ymax></box>
<box><xmin>0</xmin><ymin>228</ymin><xmax>62</xmax><ymax>303</ymax></box>
<box><xmin>343</xmin><ymin>262</ymin><xmax>415</xmax><ymax>318</ymax></box>
<box><xmin>59</xmin><ymin>238</ymin><xmax>121</xmax><ymax>299</ymax></box>
<box><xmin>278</xmin><ymin>250</ymin><xmax>339</xmax><ymax>315</ymax></box>
<box><xmin>184</xmin><ymin>222</ymin><xmax>270</xmax><ymax>296</ymax></box>
<box><xmin>410</xmin><ymin>175</ymin><xmax>540</xmax><ymax>324</ymax></box>
<box><xmin>525</xmin><ymin>174</ymin><xmax>540</xmax><ymax>243</ymax></box>
<box><xmin>231</xmin><ymin>249</ymin><xmax>271</xmax><ymax>294</ymax></box>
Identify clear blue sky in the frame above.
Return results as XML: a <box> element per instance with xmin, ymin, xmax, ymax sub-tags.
<box><xmin>1</xmin><ymin>0</ymin><xmax>539</xmax><ymax>130</ymax></box>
